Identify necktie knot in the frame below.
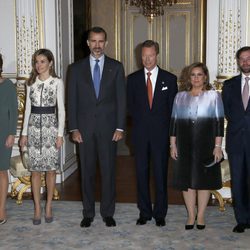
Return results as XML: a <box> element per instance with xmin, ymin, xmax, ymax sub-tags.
<box><xmin>147</xmin><ymin>72</ymin><xmax>151</xmax><ymax>77</ymax></box>
<box><xmin>95</xmin><ymin>59</ymin><xmax>99</xmax><ymax>64</ymax></box>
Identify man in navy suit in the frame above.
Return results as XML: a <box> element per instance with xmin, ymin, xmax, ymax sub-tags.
<box><xmin>127</xmin><ymin>40</ymin><xmax>178</xmax><ymax>226</ymax></box>
<box><xmin>67</xmin><ymin>27</ymin><xmax>126</xmax><ymax>228</ymax></box>
<box><xmin>222</xmin><ymin>46</ymin><xmax>250</xmax><ymax>233</ymax></box>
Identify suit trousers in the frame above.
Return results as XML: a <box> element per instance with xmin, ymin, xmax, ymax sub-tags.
<box><xmin>228</xmin><ymin>147</ymin><xmax>250</xmax><ymax>224</ymax></box>
<box><xmin>134</xmin><ymin>139</ymin><xmax>168</xmax><ymax>219</ymax></box>
<box><xmin>79</xmin><ymin>132</ymin><xmax>116</xmax><ymax>219</ymax></box>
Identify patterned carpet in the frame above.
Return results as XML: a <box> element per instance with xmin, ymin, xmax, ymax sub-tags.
<box><xmin>0</xmin><ymin>199</ymin><xmax>249</xmax><ymax>250</ymax></box>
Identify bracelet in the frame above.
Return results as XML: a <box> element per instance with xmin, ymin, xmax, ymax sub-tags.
<box><xmin>215</xmin><ymin>144</ymin><xmax>222</xmax><ymax>148</ymax></box>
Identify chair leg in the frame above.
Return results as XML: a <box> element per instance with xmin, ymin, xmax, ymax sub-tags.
<box><xmin>211</xmin><ymin>190</ymin><xmax>225</xmax><ymax>211</ymax></box>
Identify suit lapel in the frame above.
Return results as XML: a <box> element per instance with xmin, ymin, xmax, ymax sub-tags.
<box><xmin>138</xmin><ymin>69</ymin><xmax>151</xmax><ymax>109</ymax></box>
<box><xmin>235</xmin><ymin>75</ymin><xmax>246</xmax><ymax>110</ymax></box>
<box><xmin>152</xmin><ymin>68</ymin><xmax>163</xmax><ymax>109</ymax></box>
<box><xmin>98</xmin><ymin>56</ymin><xmax>109</xmax><ymax>100</ymax></box>
<box><xmin>82</xmin><ymin>57</ymin><xmax>96</xmax><ymax>99</ymax></box>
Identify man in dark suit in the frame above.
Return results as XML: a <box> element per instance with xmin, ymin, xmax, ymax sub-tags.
<box><xmin>127</xmin><ymin>40</ymin><xmax>178</xmax><ymax>227</ymax></box>
<box><xmin>222</xmin><ymin>46</ymin><xmax>250</xmax><ymax>233</ymax></box>
<box><xmin>67</xmin><ymin>27</ymin><xmax>126</xmax><ymax>227</ymax></box>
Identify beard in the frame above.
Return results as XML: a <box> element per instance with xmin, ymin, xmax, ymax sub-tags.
<box><xmin>239</xmin><ymin>66</ymin><xmax>250</xmax><ymax>74</ymax></box>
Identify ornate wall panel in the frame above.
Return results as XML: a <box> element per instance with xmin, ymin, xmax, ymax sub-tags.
<box><xmin>0</xmin><ymin>0</ymin><xmax>16</xmax><ymax>75</ymax></box>
<box><xmin>120</xmin><ymin>0</ymin><xmax>206</xmax><ymax>77</ymax></box>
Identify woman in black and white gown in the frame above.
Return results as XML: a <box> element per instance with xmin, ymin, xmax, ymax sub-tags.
<box><xmin>20</xmin><ymin>49</ymin><xmax>65</xmax><ymax>225</ymax></box>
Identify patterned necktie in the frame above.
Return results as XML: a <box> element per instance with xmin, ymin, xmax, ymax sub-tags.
<box><xmin>147</xmin><ymin>72</ymin><xmax>153</xmax><ymax>109</ymax></box>
<box><xmin>242</xmin><ymin>77</ymin><xmax>249</xmax><ymax>110</ymax></box>
<box><xmin>93</xmin><ymin>59</ymin><xmax>100</xmax><ymax>97</ymax></box>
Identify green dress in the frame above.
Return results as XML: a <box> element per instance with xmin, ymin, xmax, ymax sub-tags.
<box><xmin>0</xmin><ymin>79</ymin><xmax>18</xmax><ymax>170</ymax></box>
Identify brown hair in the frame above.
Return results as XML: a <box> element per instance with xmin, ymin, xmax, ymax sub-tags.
<box><xmin>27</xmin><ymin>48</ymin><xmax>58</xmax><ymax>86</ymax></box>
<box><xmin>88</xmin><ymin>26</ymin><xmax>107</xmax><ymax>41</ymax></box>
<box><xmin>236</xmin><ymin>46</ymin><xmax>250</xmax><ymax>59</ymax></box>
<box><xmin>179</xmin><ymin>62</ymin><xmax>211</xmax><ymax>91</ymax></box>
<box><xmin>141</xmin><ymin>40</ymin><xmax>159</xmax><ymax>54</ymax></box>
<box><xmin>0</xmin><ymin>54</ymin><xmax>3</xmax><ymax>77</ymax></box>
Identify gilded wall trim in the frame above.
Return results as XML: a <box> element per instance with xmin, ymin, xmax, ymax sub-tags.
<box><xmin>199</xmin><ymin>0</ymin><xmax>206</xmax><ymax>62</ymax></box>
<box><xmin>120</xmin><ymin>0</ymin><xmax>206</xmax><ymax>76</ymax></box>
<box><xmin>36</xmin><ymin>0</ymin><xmax>44</xmax><ymax>47</ymax></box>
<box><xmin>115</xmin><ymin>0</ymin><xmax>121</xmax><ymax>61</ymax></box>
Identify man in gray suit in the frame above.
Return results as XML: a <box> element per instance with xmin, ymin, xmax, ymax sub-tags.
<box><xmin>67</xmin><ymin>27</ymin><xmax>126</xmax><ymax>227</ymax></box>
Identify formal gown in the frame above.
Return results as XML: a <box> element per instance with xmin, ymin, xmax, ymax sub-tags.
<box><xmin>170</xmin><ymin>90</ymin><xmax>224</xmax><ymax>191</ymax></box>
<box><xmin>22</xmin><ymin>76</ymin><xmax>65</xmax><ymax>171</ymax></box>
<box><xmin>0</xmin><ymin>79</ymin><xmax>18</xmax><ymax>170</ymax></box>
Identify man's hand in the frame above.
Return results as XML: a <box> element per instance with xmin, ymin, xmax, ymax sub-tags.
<box><xmin>112</xmin><ymin>130</ymin><xmax>123</xmax><ymax>142</ymax></box>
<box><xmin>72</xmin><ymin>130</ymin><xmax>83</xmax><ymax>143</ymax></box>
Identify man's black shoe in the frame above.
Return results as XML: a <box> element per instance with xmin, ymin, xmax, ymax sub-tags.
<box><xmin>155</xmin><ymin>218</ymin><xmax>166</xmax><ymax>227</ymax></box>
<box><xmin>233</xmin><ymin>224</ymin><xmax>246</xmax><ymax>233</ymax></box>
<box><xmin>136</xmin><ymin>217</ymin><xmax>150</xmax><ymax>225</ymax></box>
<box><xmin>80</xmin><ymin>217</ymin><xmax>93</xmax><ymax>228</ymax></box>
<box><xmin>103</xmin><ymin>217</ymin><xmax>116</xmax><ymax>227</ymax></box>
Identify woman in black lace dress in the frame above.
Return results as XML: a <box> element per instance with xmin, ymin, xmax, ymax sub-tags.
<box><xmin>20</xmin><ymin>49</ymin><xmax>65</xmax><ymax>225</ymax></box>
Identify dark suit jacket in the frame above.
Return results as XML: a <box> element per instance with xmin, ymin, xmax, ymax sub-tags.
<box><xmin>222</xmin><ymin>74</ymin><xmax>250</xmax><ymax>154</ymax></box>
<box><xmin>67</xmin><ymin>55</ymin><xmax>126</xmax><ymax>138</ymax></box>
<box><xmin>127</xmin><ymin>67</ymin><xmax>178</xmax><ymax>146</ymax></box>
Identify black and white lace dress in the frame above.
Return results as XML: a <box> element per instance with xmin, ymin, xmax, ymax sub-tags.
<box><xmin>22</xmin><ymin>76</ymin><xmax>65</xmax><ymax>171</ymax></box>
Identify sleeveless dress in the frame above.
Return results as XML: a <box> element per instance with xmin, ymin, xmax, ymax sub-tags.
<box><xmin>0</xmin><ymin>79</ymin><xmax>18</xmax><ymax>170</ymax></box>
<box><xmin>170</xmin><ymin>90</ymin><xmax>224</xmax><ymax>191</ymax></box>
<box><xmin>22</xmin><ymin>76</ymin><xmax>65</xmax><ymax>171</ymax></box>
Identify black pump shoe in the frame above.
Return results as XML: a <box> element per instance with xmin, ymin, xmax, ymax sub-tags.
<box><xmin>185</xmin><ymin>224</ymin><xmax>194</xmax><ymax>230</ymax></box>
<box><xmin>197</xmin><ymin>224</ymin><xmax>206</xmax><ymax>230</ymax></box>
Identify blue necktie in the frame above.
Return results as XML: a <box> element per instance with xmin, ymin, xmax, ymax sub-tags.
<box><xmin>93</xmin><ymin>59</ymin><xmax>100</xmax><ymax>97</ymax></box>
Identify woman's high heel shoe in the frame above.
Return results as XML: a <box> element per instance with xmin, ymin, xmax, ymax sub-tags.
<box><xmin>33</xmin><ymin>218</ymin><xmax>41</xmax><ymax>225</ymax></box>
<box><xmin>45</xmin><ymin>216</ymin><xmax>53</xmax><ymax>223</ymax></box>
<box><xmin>197</xmin><ymin>224</ymin><xmax>206</xmax><ymax>230</ymax></box>
<box><xmin>45</xmin><ymin>204</ymin><xmax>53</xmax><ymax>223</ymax></box>
<box><xmin>185</xmin><ymin>215</ymin><xmax>196</xmax><ymax>230</ymax></box>
<box><xmin>185</xmin><ymin>224</ymin><xmax>194</xmax><ymax>230</ymax></box>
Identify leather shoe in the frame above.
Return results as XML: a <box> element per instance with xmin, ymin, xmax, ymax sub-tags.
<box><xmin>233</xmin><ymin>224</ymin><xmax>246</xmax><ymax>233</ymax></box>
<box><xmin>155</xmin><ymin>218</ymin><xmax>166</xmax><ymax>227</ymax></box>
<box><xmin>136</xmin><ymin>217</ymin><xmax>150</xmax><ymax>225</ymax></box>
<box><xmin>45</xmin><ymin>216</ymin><xmax>53</xmax><ymax>223</ymax></box>
<box><xmin>103</xmin><ymin>217</ymin><xmax>116</xmax><ymax>227</ymax></box>
<box><xmin>196</xmin><ymin>224</ymin><xmax>206</xmax><ymax>230</ymax></box>
<box><xmin>80</xmin><ymin>217</ymin><xmax>93</xmax><ymax>228</ymax></box>
<box><xmin>185</xmin><ymin>224</ymin><xmax>194</xmax><ymax>230</ymax></box>
<box><xmin>0</xmin><ymin>219</ymin><xmax>7</xmax><ymax>225</ymax></box>
<box><xmin>33</xmin><ymin>218</ymin><xmax>41</xmax><ymax>225</ymax></box>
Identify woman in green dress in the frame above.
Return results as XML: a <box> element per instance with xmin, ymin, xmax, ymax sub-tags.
<box><xmin>0</xmin><ymin>54</ymin><xmax>18</xmax><ymax>225</ymax></box>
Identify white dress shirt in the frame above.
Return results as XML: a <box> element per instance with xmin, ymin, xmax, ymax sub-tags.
<box><xmin>89</xmin><ymin>54</ymin><xmax>104</xmax><ymax>79</ymax></box>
